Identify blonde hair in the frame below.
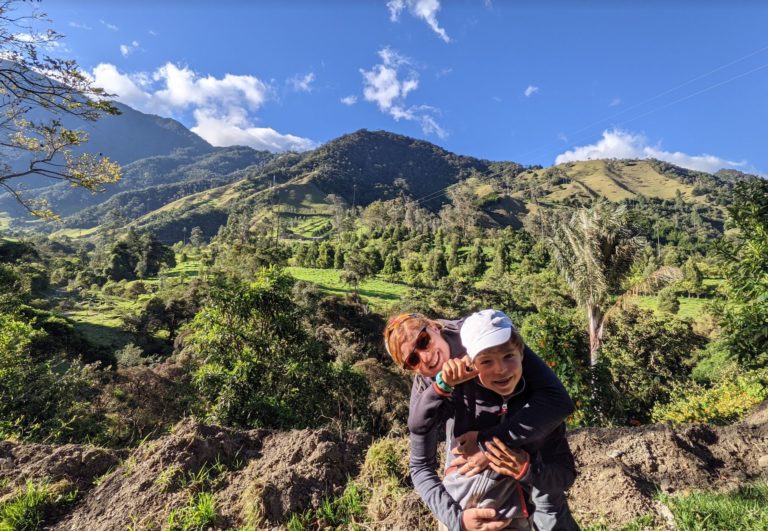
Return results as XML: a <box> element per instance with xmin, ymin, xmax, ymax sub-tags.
<box><xmin>383</xmin><ymin>313</ymin><xmax>443</xmax><ymax>369</ymax></box>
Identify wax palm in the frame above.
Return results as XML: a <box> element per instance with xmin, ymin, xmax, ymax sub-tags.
<box><xmin>545</xmin><ymin>200</ymin><xmax>645</xmax><ymax>366</ymax></box>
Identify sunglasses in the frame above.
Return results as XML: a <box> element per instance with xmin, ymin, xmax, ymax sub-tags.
<box><xmin>403</xmin><ymin>326</ymin><xmax>432</xmax><ymax>370</ymax></box>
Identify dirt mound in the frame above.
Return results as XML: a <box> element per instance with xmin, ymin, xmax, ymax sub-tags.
<box><xmin>0</xmin><ymin>440</ymin><xmax>123</xmax><ymax>500</ymax></box>
<box><xmin>3</xmin><ymin>403</ymin><xmax>767</xmax><ymax>529</ymax></box>
<box><xmin>52</xmin><ymin>419</ymin><xmax>368</xmax><ymax>530</ymax></box>
<box><xmin>568</xmin><ymin>416</ymin><xmax>768</xmax><ymax>525</ymax></box>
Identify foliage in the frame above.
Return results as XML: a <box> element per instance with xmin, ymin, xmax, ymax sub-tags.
<box><xmin>657</xmin><ymin>286</ymin><xmax>680</xmax><ymax>314</ymax></box>
<box><xmin>544</xmin><ymin>200</ymin><xmax>645</xmax><ymax>365</ymax></box>
<box><xmin>102</xmin><ymin>230</ymin><xmax>175</xmax><ymax>281</ymax></box>
<box><xmin>659</xmin><ymin>481</ymin><xmax>768</xmax><ymax>531</ymax></box>
<box><xmin>716</xmin><ymin>179</ymin><xmax>768</xmax><ymax>366</ymax></box>
<box><xmin>652</xmin><ymin>367</ymin><xmax>768</xmax><ymax>425</ymax></box>
<box><xmin>182</xmin><ymin>268</ymin><xmax>369</xmax><ymax>429</ymax></box>
<box><xmin>600</xmin><ymin>306</ymin><xmax>704</xmax><ymax>422</ymax></box>
<box><xmin>0</xmin><ymin>312</ymin><xmax>101</xmax><ymax>442</ymax></box>
<box><xmin>0</xmin><ymin>0</ymin><xmax>121</xmax><ymax>218</ymax></box>
<box><xmin>521</xmin><ymin>310</ymin><xmax>594</xmax><ymax>426</ymax></box>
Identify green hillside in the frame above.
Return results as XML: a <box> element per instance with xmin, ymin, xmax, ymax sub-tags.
<box><xmin>25</xmin><ymin>130</ymin><xmax>757</xmax><ymax>246</ymax></box>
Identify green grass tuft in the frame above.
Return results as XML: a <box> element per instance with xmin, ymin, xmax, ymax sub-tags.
<box><xmin>660</xmin><ymin>481</ymin><xmax>768</xmax><ymax>530</ymax></box>
<box><xmin>166</xmin><ymin>492</ymin><xmax>217</xmax><ymax>531</ymax></box>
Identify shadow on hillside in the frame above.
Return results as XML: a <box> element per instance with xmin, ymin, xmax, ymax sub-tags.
<box><xmin>73</xmin><ymin>321</ymin><xmax>134</xmax><ymax>351</ymax></box>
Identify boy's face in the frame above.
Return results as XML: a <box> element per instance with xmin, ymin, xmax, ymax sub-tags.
<box><xmin>473</xmin><ymin>344</ymin><xmax>523</xmax><ymax>396</ymax></box>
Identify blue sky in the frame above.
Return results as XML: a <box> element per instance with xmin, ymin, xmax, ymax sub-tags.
<box><xmin>23</xmin><ymin>1</ymin><xmax>768</xmax><ymax>174</ymax></box>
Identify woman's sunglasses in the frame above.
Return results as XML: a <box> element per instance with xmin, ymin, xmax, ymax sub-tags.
<box><xmin>403</xmin><ymin>327</ymin><xmax>432</xmax><ymax>370</ymax></box>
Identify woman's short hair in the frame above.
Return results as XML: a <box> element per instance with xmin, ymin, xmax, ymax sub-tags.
<box><xmin>383</xmin><ymin>312</ymin><xmax>442</xmax><ymax>369</ymax></box>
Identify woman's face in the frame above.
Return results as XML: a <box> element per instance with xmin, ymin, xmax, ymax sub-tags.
<box><xmin>399</xmin><ymin>325</ymin><xmax>451</xmax><ymax>378</ymax></box>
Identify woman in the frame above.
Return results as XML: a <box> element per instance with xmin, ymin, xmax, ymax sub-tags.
<box><xmin>384</xmin><ymin>312</ymin><xmax>579</xmax><ymax>531</ymax></box>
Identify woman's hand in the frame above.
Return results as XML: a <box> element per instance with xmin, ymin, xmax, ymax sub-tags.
<box><xmin>484</xmin><ymin>436</ymin><xmax>530</xmax><ymax>479</ymax></box>
<box><xmin>461</xmin><ymin>508</ymin><xmax>514</xmax><ymax>530</ymax></box>
<box><xmin>442</xmin><ymin>355</ymin><xmax>476</xmax><ymax>387</ymax></box>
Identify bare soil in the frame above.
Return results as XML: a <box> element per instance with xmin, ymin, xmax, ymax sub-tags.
<box><xmin>1</xmin><ymin>402</ymin><xmax>765</xmax><ymax>530</ymax></box>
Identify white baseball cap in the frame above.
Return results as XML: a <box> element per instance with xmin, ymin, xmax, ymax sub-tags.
<box><xmin>460</xmin><ymin>309</ymin><xmax>514</xmax><ymax>360</ymax></box>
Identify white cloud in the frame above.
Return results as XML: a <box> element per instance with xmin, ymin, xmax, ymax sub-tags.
<box><xmin>288</xmin><ymin>72</ymin><xmax>315</xmax><ymax>93</ymax></box>
<box><xmin>148</xmin><ymin>29</ymin><xmax>157</xmax><ymax>36</ymax></box>
<box><xmin>100</xmin><ymin>20</ymin><xmax>118</xmax><ymax>31</ymax></box>
<box><xmin>554</xmin><ymin>129</ymin><xmax>746</xmax><ymax>173</ymax></box>
<box><xmin>91</xmin><ymin>62</ymin><xmax>314</xmax><ymax>152</ymax></box>
<box><xmin>524</xmin><ymin>85</ymin><xmax>539</xmax><ymax>97</ymax></box>
<box><xmin>191</xmin><ymin>109</ymin><xmax>316</xmax><ymax>152</ymax></box>
<box><xmin>609</xmin><ymin>97</ymin><xmax>622</xmax><ymax>107</ymax></box>
<box><xmin>119</xmin><ymin>41</ymin><xmax>140</xmax><ymax>57</ymax></box>
<box><xmin>68</xmin><ymin>21</ymin><xmax>92</xmax><ymax>30</ymax></box>
<box><xmin>360</xmin><ymin>47</ymin><xmax>447</xmax><ymax>138</ymax></box>
<box><xmin>12</xmin><ymin>32</ymin><xmax>65</xmax><ymax>52</ymax></box>
<box><xmin>340</xmin><ymin>95</ymin><xmax>357</xmax><ymax>106</ymax></box>
<box><xmin>387</xmin><ymin>0</ymin><xmax>451</xmax><ymax>43</ymax></box>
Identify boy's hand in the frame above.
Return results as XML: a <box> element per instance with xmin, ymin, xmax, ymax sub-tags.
<box><xmin>441</xmin><ymin>355</ymin><xmax>476</xmax><ymax>387</ymax></box>
<box><xmin>451</xmin><ymin>432</ymin><xmax>488</xmax><ymax>477</ymax></box>
<box><xmin>461</xmin><ymin>508</ymin><xmax>513</xmax><ymax>530</ymax></box>
<box><xmin>485</xmin><ymin>436</ymin><xmax>530</xmax><ymax>479</ymax></box>
<box><xmin>454</xmin><ymin>430</ymin><xmax>479</xmax><ymax>454</ymax></box>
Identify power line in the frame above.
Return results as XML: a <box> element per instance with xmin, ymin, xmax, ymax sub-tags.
<box><xmin>410</xmin><ymin>44</ymin><xmax>768</xmax><ymax>208</ymax></box>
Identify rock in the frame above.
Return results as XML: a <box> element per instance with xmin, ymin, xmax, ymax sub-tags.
<box><xmin>758</xmin><ymin>455</ymin><xmax>768</xmax><ymax>468</ymax></box>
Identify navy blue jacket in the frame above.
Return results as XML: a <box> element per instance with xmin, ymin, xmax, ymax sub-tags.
<box><xmin>408</xmin><ymin>318</ymin><xmax>576</xmax><ymax>531</ymax></box>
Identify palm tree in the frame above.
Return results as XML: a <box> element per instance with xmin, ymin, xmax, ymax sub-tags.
<box><xmin>545</xmin><ymin>200</ymin><xmax>645</xmax><ymax>367</ymax></box>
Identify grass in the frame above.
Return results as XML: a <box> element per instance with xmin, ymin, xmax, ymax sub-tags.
<box><xmin>286</xmin><ymin>482</ymin><xmax>367</xmax><ymax>531</ymax></box>
<box><xmin>285</xmin><ymin>267</ymin><xmax>408</xmax><ymax>310</ymax></box>
<box><xmin>0</xmin><ymin>480</ymin><xmax>77</xmax><ymax>531</ymax></box>
<box><xmin>660</xmin><ymin>481</ymin><xmax>768</xmax><ymax>530</ymax></box>
<box><xmin>581</xmin><ymin>513</ymin><xmax>657</xmax><ymax>531</ymax></box>
<box><xmin>287</xmin><ymin>215</ymin><xmax>331</xmax><ymax>237</ymax></box>
<box><xmin>634</xmin><ymin>295</ymin><xmax>709</xmax><ymax>320</ymax></box>
<box><xmin>166</xmin><ymin>492</ymin><xmax>217</xmax><ymax>531</ymax></box>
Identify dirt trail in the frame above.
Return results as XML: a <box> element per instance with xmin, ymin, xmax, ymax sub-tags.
<box><xmin>1</xmin><ymin>403</ymin><xmax>766</xmax><ymax>530</ymax></box>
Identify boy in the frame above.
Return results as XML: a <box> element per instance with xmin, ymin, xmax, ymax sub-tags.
<box><xmin>407</xmin><ymin>309</ymin><xmax>578</xmax><ymax>530</ymax></box>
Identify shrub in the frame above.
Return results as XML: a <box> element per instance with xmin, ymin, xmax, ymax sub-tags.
<box><xmin>182</xmin><ymin>268</ymin><xmax>369</xmax><ymax>430</ymax></box>
<box><xmin>0</xmin><ymin>313</ymin><xmax>102</xmax><ymax>442</ymax></box>
<box><xmin>521</xmin><ymin>310</ymin><xmax>594</xmax><ymax>426</ymax></box>
<box><xmin>652</xmin><ymin>368</ymin><xmax>768</xmax><ymax>425</ymax></box>
<box><xmin>600</xmin><ymin>305</ymin><xmax>704</xmax><ymax>423</ymax></box>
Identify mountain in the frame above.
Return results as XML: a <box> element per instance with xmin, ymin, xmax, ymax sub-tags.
<box><xmin>121</xmin><ymin>130</ymin><xmax>751</xmax><ymax>243</ymax></box>
<box><xmin>5</xmin><ymin>122</ymin><xmax>753</xmax><ymax>243</ymax></box>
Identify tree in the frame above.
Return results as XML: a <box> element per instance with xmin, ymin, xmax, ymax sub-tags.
<box><xmin>601</xmin><ymin>305</ymin><xmax>703</xmax><ymax>422</ymax></box>
<box><xmin>189</xmin><ymin>226</ymin><xmax>204</xmax><ymax>247</ymax></box>
<box><xmin>0</xmin><ymin>0</ymin><xmax>121</xmax><ymax>218</ymax></box>
<box><xmin>341</xmin><ymin>250</ymin><xmax>375</xmax><ymax>297</ymax></box>
<box><xmin>427</xmin><ymin>248</ymin><xmax>448</xmax><ymax>282</ymax></box>
<box><xmin>545</xmin><ymin>201</ymin><xmax>644</xmax><ymax>366</ymax></box>
<box><xmin>183</xmin><ymin>269</ymin><xmax>368</xmax><ymax>429</ymax></box>
<box><xmin>657</xmin><ymin>286</ymin><xmax>680</xmax><ymax>314</ymax></box>
<box><xmin>466</xmin><ymin>240</ymin><xmax>487</xmax><ymax>278</ymax></box>
<box><xmin>717</xmin><ymin>179</ymin><xmax>768</xmax><ymax>366</ymax></box>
